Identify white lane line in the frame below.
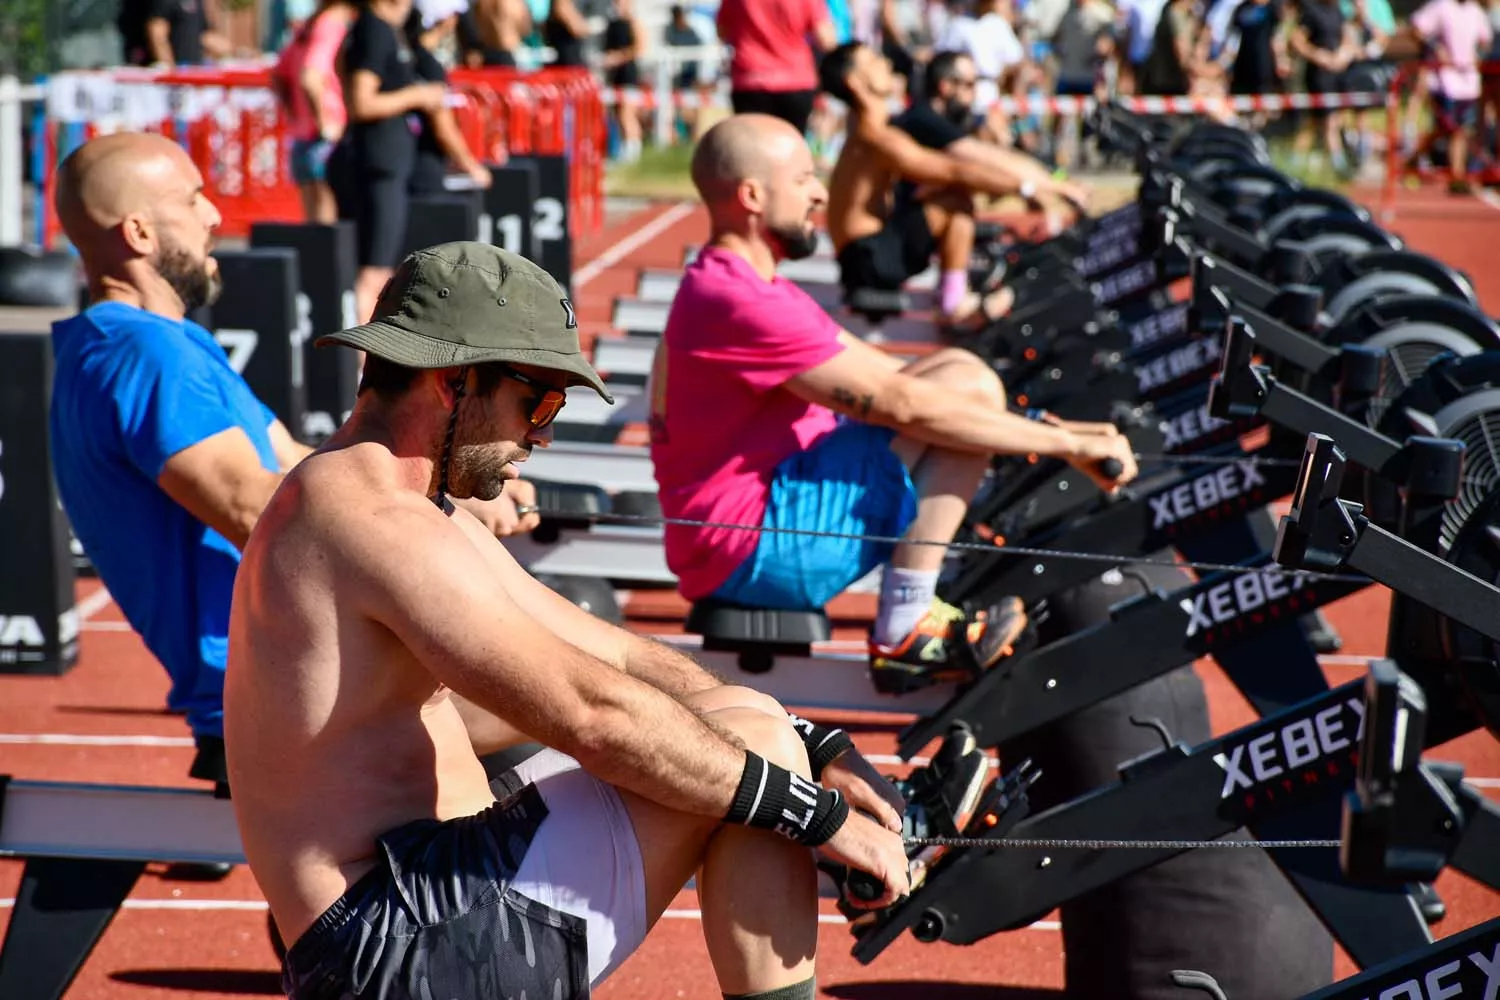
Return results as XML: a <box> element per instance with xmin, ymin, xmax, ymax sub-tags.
<box><xmin>0</xmin><ymin>897</ymin><xmax>1066</xmax><ymax>931</ymax></box>
<box><xmin>574</xmin><ymin>202</ymin><xmax>696</xmax><ymax>289</ymax></box>
<box><xmin>74</xmin><ymin>585</ymin><xmax>115</xmax><ymax>622</ymax></box>
<box><xmin>1473</xmin><ymin>188</ymin><xmax>1500</xmax><ymax>214</ymax></box>
<box><xmin>0</xmin><ymin>898</ymin><xmax>269</xmax><ymax>912</ymax></box>
<box><xmin>662</xmin><ymin>907</ymin><xmax>1061</xmax><ymax>930</ymax></box>
<box><xmin>0</xmin><ymin>733</ymin><xmax>196</xmax><ymax>747</ymax></box>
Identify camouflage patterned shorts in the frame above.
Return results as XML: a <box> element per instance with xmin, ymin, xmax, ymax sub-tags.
<box><xmin>280</xmin><ymin>776</ymin><xmax>590</xmax><ymax>1000</ymax></box>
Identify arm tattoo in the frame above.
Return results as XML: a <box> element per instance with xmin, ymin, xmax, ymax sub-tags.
<box><xmin>830</xmin><ymin>386</ymin><xmax>875</xmax><ymax>418</ymax></box>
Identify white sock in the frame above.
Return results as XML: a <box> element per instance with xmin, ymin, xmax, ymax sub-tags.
<box><xmin>873</xmin><ymin>568</ymin><xmax>940</xmax><ymax>647</ymax></box>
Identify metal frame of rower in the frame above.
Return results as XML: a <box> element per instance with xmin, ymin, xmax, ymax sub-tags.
<box><xmin>1172</xmin><ymin>656</ymin><xmax>1500</xmax><ymax>1000</ymax></box>
<box><xmin>946</xmin><ymin>248</ymin><xmax>1500</xmax><ymax>606</ymax></box>
<box><xmin>680</xmin><ymin>225</ymin><xmax>1500</xmax><ymax>716</ymax></box>
<box><xmin>844</xmin><ymin>397</ymin><xmax>1493</xmax><ymax>972</ymax></box>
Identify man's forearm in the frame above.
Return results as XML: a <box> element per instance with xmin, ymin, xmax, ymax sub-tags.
<box><xmin>624</xmin><ymin>634</ymin><xmax>724</xmax><ymax>699</ymax></box>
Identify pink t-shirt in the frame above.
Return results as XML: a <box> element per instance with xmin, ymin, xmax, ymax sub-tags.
<box><xmin>649</xmin><ymin>247</ymin><xmax>846</xmax><ymax>599</ymax></box>
<box><xmin>1412</xmin><ymin>0</ymin><xmax>1493</xmax><ymax>100</ymax></box>
<box><xmin>716</xmin><ymin>0</ymin><xmax>832</xmax><ymax>92</ymax></box>
<box><xmin>274</xmin><ymin>11</ymin><xmax>351</xmax><ymax>141</ymax></box>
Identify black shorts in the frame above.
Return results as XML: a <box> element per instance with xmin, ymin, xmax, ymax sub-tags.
<box><xmin>1304</xmin><ymin>67</ymin><xmax>1345</xmax><ymax>121</ymax></box>
<box><xmin>836</xmin><ymin>196</ymin><xmax>935</xmax><ymax>293</ymax></box>
<box><xmin>280</xmin><ymin>776</ymin><xmax>590</xmax><ymax>1000</ymax></box>
<box><xmin>329</xmin><ymin>146</ymin><xmax>411</xmax><ymax>271</ymax></box>
<box><xmin>1434</xmin><ymin>92</ymin><xmax>1479</xmax><ymax>132</ymax></box>
<box><xmin>730</xmin><ymin>89</ymin><xmax>817</xmax><ymax>134</ymax></box>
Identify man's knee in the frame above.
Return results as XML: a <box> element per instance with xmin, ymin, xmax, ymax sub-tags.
<box><xmin>684</xmin><ymin>685</ymin><xmax>789</xmax><ymax>723</ymax></box>
<box><xmin>912</xmin><ymin>348</ymin><xmax>1006</xmax><ymax>405</ymax></box>
<box><xmin>707</xmin><ymin>706</ymin><xmax>810</xmax><ymax>778</ymax></box>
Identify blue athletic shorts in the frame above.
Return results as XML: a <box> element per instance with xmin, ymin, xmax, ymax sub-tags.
<box><xmin>712</xmin><ymin>419</ymin><xmax>919</xmax><ymax>611</ymax></box>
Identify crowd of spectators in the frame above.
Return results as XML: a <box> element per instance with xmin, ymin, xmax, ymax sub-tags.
<box><xmin>103</xmin><ymin>0</ymin><xmax>1500</xmax><ymax>200</ymax></box>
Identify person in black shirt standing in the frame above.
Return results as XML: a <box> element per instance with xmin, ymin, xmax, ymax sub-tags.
<box><xmin>544</xmin><ymin>0</ymin><xmax>591</xmax><ymax>67</ymax></box>
<box><xmin>1289</xmin><ymin>0</ymin><xmax>1358</xmax><ymax>174</ymax></box>
<box><xmin>330</xmin><ymin>0</ymin><xmax>449</xmax><ymax>324</ymax></box>
<box><xmin>1228</xmin><ymin>0</ymin><xmax>1289</xmax><ymax>96</ymax></box>
<box><xmin>602</xmin><ymin>0</ymin><xmax>646</xmax><ymax>162</ymax></box>
<box><xmin>120</xmin><ymin>0</ymin><xmax>231</xmax><ymax>67</ymax></box>
<box><xmin>405</xmin><ymin>9</ymin><xmax>496</xmax><ymax>196</ymax></box>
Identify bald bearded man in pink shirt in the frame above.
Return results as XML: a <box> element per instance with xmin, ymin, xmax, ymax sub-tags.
<box><xmin>649</xmin><ymin>114</ymin><xmax>1137</xmax><ymax>691</ymax></box>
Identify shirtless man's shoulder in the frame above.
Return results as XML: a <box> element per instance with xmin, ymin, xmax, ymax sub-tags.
<box><xmin>227</xmin><ymin>442</ymin><xmax>505</xmax><ymax>944</ymax></box>
<box><xmin>827</xmin><ymin>115</ymin><xmax>901</xmax><ymax>247</ymax></box>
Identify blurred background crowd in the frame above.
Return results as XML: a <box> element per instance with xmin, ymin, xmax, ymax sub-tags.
<box><xmin>4</xmin><ymin>0</ymin><xmax>1500</xmax><ymax>192</ymax></box>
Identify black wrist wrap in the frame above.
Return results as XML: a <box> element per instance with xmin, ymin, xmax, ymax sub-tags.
<box><xmin>786</xmin><ymin>713</ymin><xmax>855</xmax><ymax>779</ymax></box>
<box><xmin>724</xmin><ymin>752</ymin><xmax>849</xmax><ymax>847</ymax></box>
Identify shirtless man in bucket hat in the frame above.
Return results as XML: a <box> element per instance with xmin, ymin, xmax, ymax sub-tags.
<box><xmin>224</xmin><ymin>241</ymin><xmax>915</xmax><ymax>1000</ymax></box>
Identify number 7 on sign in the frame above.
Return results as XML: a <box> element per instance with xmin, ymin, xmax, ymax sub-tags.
<box><xmin>216</xmin><ymin>329</ymin><xmax>259</xmax><ymax>375</ymax></box>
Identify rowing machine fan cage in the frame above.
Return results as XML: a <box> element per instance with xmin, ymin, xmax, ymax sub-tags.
<box><xmin>1343</xmin><ymin>331</ymin><xmax>1497</xmax><ymax>533</ymax></box>
<box><xmin>1435</xmin><ymin>485</ymin><xmax>1500</xmax><ymax>739</ymax></box>
<box><xmin>1430</xmin><ymin>387</ymin><xmax>1500</xmax><ymax>554</ymax></box>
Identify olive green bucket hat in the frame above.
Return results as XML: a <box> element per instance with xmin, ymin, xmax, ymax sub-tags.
<box><xmin>316</xmin><ymin>241</ymin><xmax>613</xmax><ymax>404</ymax></box>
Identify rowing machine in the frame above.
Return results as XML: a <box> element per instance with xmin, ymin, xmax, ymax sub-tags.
<box><xmin>848</xmin><ymin>430</ymin><xmax>1500</xmax><ymax>971</ymax></box>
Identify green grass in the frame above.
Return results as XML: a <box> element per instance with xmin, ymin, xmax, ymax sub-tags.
<box><xmin>604</xmin><ymin>141</ymin><xmax>698</xmax><ymax>199</ymax></box>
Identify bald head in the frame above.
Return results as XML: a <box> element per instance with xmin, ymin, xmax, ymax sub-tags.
<box><xmin>690</xmin><ymin>114</ymin><xmax>808</xmax><ymax>207</ymax></box>
<box><xmin>55</xmin><ymin>132</ymin><xmax>224</xmax><ymax>312</ymax></box>
<box><xmin>56</xmin><ymin>133</ymin><xmax>198</xmax><ymax>244</ymax></box>
<box><xmin>690</xmin><ymin>113</ymin><xmax>826</xmax><ymax>263</ymax></box>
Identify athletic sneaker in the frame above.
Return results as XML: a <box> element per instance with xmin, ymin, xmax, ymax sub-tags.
<box><xmin>899</xmin><ymin>724</ymin><xmax>994</xmax><ymax>845</ymax></box>
<box><xmin>869</xmin><ymin>596</ymin><xmax>1029</xmax><ymax>694</ymax></box>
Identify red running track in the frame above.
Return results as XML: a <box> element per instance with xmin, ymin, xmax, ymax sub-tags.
<box><xmin>1</xmin><ymin>186</ymin><xmax>1497</xmax><ymax>1000</ymax></box>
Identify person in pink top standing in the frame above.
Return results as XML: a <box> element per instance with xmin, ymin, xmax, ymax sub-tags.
<box><xmin>717</xmin><ymin>0</ymin><xmax>840</xmax><ymax>134</ymax></box>
<box><xmin>272</xmin><ymin>0</ymin><xmax>357</xmax><ymax>223</ymax></box>
<box><xmin>649</xmin><ymin>113</ymin><xmax>1137</xmax><ymax>691</ymax></box>
<box><xmin>1410</xmin><ymin>0</ymin><xmax>1494</xmax><ymax>192</ymax></box>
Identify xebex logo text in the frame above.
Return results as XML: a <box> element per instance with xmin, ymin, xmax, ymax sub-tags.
<box><xmin>1128</xmin><ymin>303</ymin><xmax>1189</xmax><ymax>352</ymax></box>
<box><xmin>1094</xmin><ymin>260</ymin><xmax>1156</xmax><ymax>304</ymax></box>
<box><xmin>1161</xmin><ymin>402</ymin><xmax>1231</xmax><ymax>451</ymax></box>
<box><xmin>1214</xmin><ymin>697</ymin><xmax>1362</xmax><ymax>802</ymax></box>
<box><xmin>1357</xmin><ymin>943</ymin><xmax>1500</xmax><ymax>1000</ymax></box>
<box><xmin>1080</xmin><ymin>234</ymin><xmax>1139</xmax><ymax>276</ymax></box>
<box><xmin>1182</xmin><ymin>564</ymin><xmax>1313</xmax><ymax>639</ymax></box>
<box><xmin>1150</xmin><ymin>460</ymin><xmax>1266</xmax><ymax>530</ymax></box>
<box><xmin>1137</xmin><ymin>336</ymin><xmax>1222</xmax><ymax>394</ymax></box>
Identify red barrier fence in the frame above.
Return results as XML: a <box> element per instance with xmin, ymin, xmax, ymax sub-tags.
<box><xmin>1382</xmin><ymin>59</ymin><xmax>1500</xmax><ymax>217</ymax></box>
<box><xmin>39</xmin><ymin>65</ymin><xmax>606</xmax><ymax>248</ymax></box>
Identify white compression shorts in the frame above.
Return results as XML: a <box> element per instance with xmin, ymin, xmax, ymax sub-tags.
<box><xmin>505</xmin><ymin>749</ymin><xmax>650</xmax><ymax>988</ymax></box>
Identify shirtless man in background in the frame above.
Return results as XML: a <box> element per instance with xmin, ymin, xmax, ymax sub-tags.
<box><xmin>818</xmin><ymin>41</ymin><xmax>1088</xmax><ymax>330</ymax></box>
<box><xmin>225</xmin><ymin>241</ymin><xmax>912</xmax><ymax>1000</ymax></box>
<box><xmin>461</xmin><ymin>0</ymin><xmax>531</xmax><ymax>67</ymax></box>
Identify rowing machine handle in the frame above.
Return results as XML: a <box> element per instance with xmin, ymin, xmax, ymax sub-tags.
<box><xmin>845</xmin><ymin>868</ymin><xmax>885</xmax><ymax>902</ymax></box>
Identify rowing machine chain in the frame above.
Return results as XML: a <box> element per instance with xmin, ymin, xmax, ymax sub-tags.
<box><xmin>510</xmin><ymin>503</ymin><xmax>1368</xmax><ymax>583</ymax></box>
<box><xmin>900</xmin><ymin>836</ymin><xmax>1341</xmax><ymax>850</ymax></box>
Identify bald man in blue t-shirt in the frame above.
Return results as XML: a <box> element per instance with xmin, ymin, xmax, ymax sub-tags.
<box><xmin>49</xmin><ymin>132</ymin><xmax>540</xmax><ymax>789</ymax></box>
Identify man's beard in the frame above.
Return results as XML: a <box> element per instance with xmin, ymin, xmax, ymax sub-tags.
<box><xmin>154</xmin><ymin>242</ymin><xmax>221</xmax><ymax>312</ymax></box>
<box><xmin>942</xmin><ymin>98</ymin><xmax>977</xmax><ymax>132</ymax></box>
<box><xmin>771</xmin><ymin>223</ymin><xmax>820</xmax><ymax>261</ymax></box>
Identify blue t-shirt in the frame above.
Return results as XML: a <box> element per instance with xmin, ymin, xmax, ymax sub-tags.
<box><xmin>49</xmin><ymin>302</ymin><xmax>280</xmax><ymax>739</ymax></box>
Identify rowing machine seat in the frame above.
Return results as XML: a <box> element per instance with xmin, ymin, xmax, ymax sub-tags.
<box><xmin>846</xmin><ymin>288</ymin><xmax>909</xmax><ymax>324</ymax></box>
<box><xmin>529</xmin><ymin>481</ymin><xmax>608</xmax><ymax>544</ymax></box>
<box><xmin>686</xmin><ymin>600</ymin><xmax>831</xmax><ymax>673</ymax></box>
<box><xmin>610</xmin><ymin>490</ymin><xmax>661</xmax><ymax>519</ymax></box>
